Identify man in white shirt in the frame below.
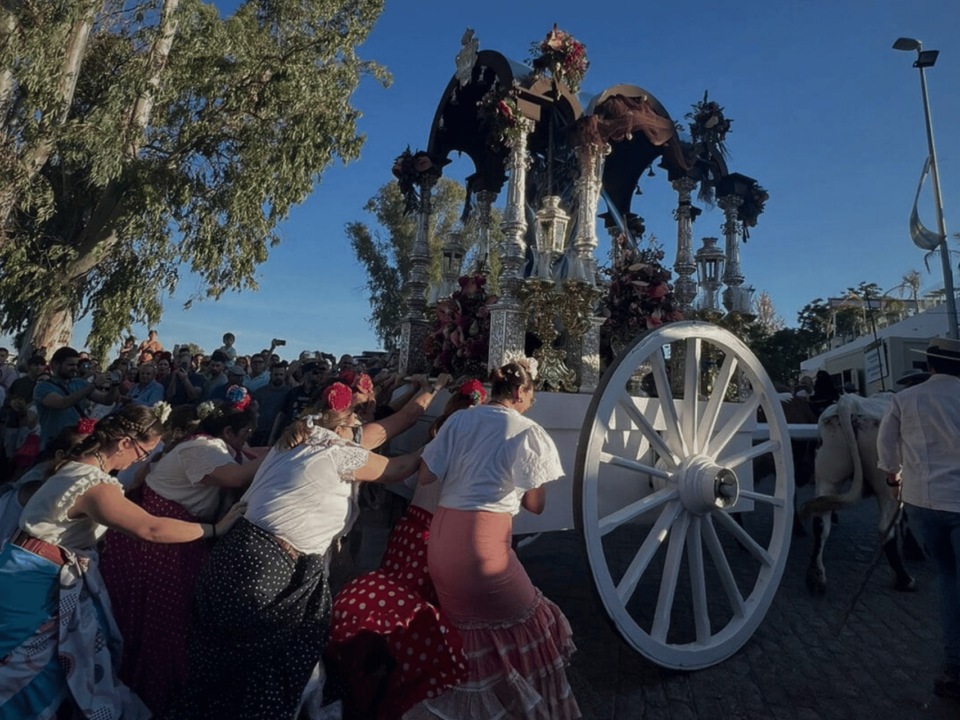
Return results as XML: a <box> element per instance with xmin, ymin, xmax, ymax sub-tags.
<box><xmin>878</xmin><ymin>336</ymin><xmax>960</xmax><ymax>701</ymax></box>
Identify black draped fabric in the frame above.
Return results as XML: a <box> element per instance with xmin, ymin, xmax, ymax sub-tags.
<box><xmin>165</xmin><ymin>518</ymin><xmax>331</xmax><ymax>720</ymax></box>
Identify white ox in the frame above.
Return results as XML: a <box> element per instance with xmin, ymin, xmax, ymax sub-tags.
<box><xmin>802</xmin><ymin>393</ymin><xmax>917</xmax><ymax>594</ymax></box>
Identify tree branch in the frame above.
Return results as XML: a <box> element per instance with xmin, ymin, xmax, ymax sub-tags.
<box><xmin>123</xmin><ymin>0</ymin><xmax>180</xmax><ymax>158</ymax></box>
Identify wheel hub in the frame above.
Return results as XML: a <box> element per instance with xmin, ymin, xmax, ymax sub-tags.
<box><xmin>677</xmin><ymin>455</ymin><xmax>739</xmax><ymax>514</ymax></box>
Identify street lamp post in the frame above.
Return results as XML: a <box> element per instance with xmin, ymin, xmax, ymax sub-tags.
<box><xmin>893</xmin><ymin>37</ymin><xmax>959</xmax><ymax>339</ymax></box>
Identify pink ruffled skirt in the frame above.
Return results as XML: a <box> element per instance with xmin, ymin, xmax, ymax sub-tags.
<box><xmin>408</xmin><ymin>507</ymin><xmax>580</xmax><ymax>720</ymax></box>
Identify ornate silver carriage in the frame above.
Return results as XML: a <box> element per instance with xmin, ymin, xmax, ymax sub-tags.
<box><xmin>389</xmin><ymin>30</ymin><xmax>792</xmax><ymax>672</ymax></box>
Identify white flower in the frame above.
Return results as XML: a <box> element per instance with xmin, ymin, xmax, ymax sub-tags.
<box><xmin>197</xmin><ymin>401</ymin><xmax>217</xmax><ymax>420</ymax></box>
<box><xmin>503</xmin><ymin>351</ymin><xmax>538</xmax><ymax>380</ymax></box>
<box><xmin>154</xmin><ymin>401</ymin><xmax>172</xmax><ymax>424</ymax></box>
<box><xmin>526</xmin><ymin>356</ymin><xmax>539</xmax><ymax>380</ymax></box>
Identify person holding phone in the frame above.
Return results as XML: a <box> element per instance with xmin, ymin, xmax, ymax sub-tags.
<box><xmin>34</xmin><ymin>347</ymin><xmax>119</xmax><ymax>450</ymax></box>
<box><xmin>167</xmin><ymin>348</ymin><xmax>204</xmax><ymax>405</ymax></box>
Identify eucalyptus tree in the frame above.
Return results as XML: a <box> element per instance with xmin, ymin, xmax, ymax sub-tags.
<box><xmin>0</xmin><ymin>0</ymin><xmax>388</xmax><ymax>359</ymax></box>
<box><xmin>347</xmin><ymin>178</ymin><xmax>502</xmax><ymax>351</ymax></box>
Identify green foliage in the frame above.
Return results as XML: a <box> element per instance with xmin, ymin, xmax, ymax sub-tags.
<box><xmin>348</xmin><ymin>178</ymin><xmax>502</xmax><ymax>350</ymax></box>
<box><xmin>796</xmin><ymin>298</ymin><xmax>832</xmax><ymax>348</ymax></box>
<box><xmin>749</xmin><ymin>327</ymin><xmax>819</xmax><ymax>386</ymax></box>
<box><xmin>0</xmin><ymin>0</ymin><xmax>389</xmax><ymax>357</ymax></box>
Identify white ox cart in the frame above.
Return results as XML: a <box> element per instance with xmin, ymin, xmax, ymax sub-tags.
<box><xmin>391</xmin><ymin>322</ymin><xmax>795</xmax><ymax>671</ymax></box>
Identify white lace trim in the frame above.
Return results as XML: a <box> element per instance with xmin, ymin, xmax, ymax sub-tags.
<box><xmin>54</xmin><ymin>463</ymin><xmax>122</xmax><ymax>523</ymax></box>
<box><xmin>303</xmin><ymin>423</ymin><xmax>369</xmax><ymax>482</ymax></box>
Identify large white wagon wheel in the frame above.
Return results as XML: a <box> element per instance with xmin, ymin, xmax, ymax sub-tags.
<box><xmin>574</xmin><ymin>321</ymin><xmax>793</xmax><ymax>670</ymax></box>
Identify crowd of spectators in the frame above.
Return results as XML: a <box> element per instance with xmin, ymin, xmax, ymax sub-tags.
<box><xmin>0</xmin><ymin>332</ymin><xmax>401</xmax><ymax>481</ymax></box>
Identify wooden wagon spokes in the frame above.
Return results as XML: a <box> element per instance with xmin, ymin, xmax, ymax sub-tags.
<box><xmin>575</xmin><ymin>321</ymin><xmax>794</xmax><ymax>670</ymax></box>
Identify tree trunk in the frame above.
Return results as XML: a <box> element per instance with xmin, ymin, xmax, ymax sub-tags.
<box><xmin>20</xmin><ymin>303</ymin><xmax>74</xmax><ymax>360</ymax></box>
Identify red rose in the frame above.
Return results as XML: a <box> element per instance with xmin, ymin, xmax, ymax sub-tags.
<box><xmin>355</xmin><ymin>373</ymin><xmax>374</xmax><ymax>395</ymax></box>
<box><xmin>322</xmin><ymin>383</ymin><xmax>353</xmax><ymax>413</ymax></box>
<box><xmin>77</xmin><ymin>418</ymin><xmax>97</xmax><ymax>435</ymax></box>
<box><xmin>647</xmin><ymin>283</ymin><xmax>669</xmax><ymax>299</ymax></box>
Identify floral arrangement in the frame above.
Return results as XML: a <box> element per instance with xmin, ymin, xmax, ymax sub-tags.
<box><xmin>737</xmin><ymin>182</ymin><xmax>769</xmax><ymax>238</ymax></box>
<box><xmin>684</xmin><ymin>91</ymin><xmax>733</xmax><ymax>205</ymax></box>
<box><xmin>477</xmin><ymin>86</ymin><xmax>525</xmax><ymax>149</ymax></box>
<box><xmin>686</xmin><ymin>91</ymin><xmax>732</xmax><ymax>155</ymax></box>
<box><xmin>226</xmin><ymin>385</ymin><xmax>251</xmax><ymax>411</ymax></box>
<box><xmin>392</xmin><ymin>147</ymin><xmax>442</xmax><ymax>215</ymax></box>
<box><xmin>322</xmin><ymin>382</ymin><xmax>354</xmax><ymax>413</ymax></box>
<box><xmin>77</xmin><ymin>418</ymin><xmax>97</xmax><ymax>435</ymax></box>
<box><xmin>154</xmin><ymin>400</ymin><xmax>172</xmax><ymax>425</ymax></box>
<box><xmin>459</xmin><ymin>378</ymin><xmax>487</xmax><ymax>406</ymax></box>
<box><xmin>530</xmin><ymin>24</ymin><xmax>589</xmax><ymax>93</ymax></box>
<box><xmin>424</xmin><ymin>273</ymin><xmax>498</xmax><ymax>378</ymax></box>
<box><xmin>601</xmin><ymin>234</ymin><xmax>684</xmax><ymax>349</ymax></box>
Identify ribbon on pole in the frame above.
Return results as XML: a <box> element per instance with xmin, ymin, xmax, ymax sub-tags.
<box><xmin>910</xmin><ymin>156</ymin><xmax>944</xmax><ymax>251</ymax></box>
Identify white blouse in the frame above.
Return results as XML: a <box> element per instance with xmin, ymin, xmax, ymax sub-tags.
<box><xmin>242</xmin><ymin>423</ymin><xmax>369</xmax><ymax>556</ymax></box>
<box><xmin>146</xmin><ymin>436</ymin><xmax>237</xmax><ymax>521</ymax></box>
<box><xmin>422</xmin><ymin>404</ymin><xmax>563</xmax><ymax>516</ymax></box>
<box><xmin>20</xmin><ymin>462</ymin><xmax>122</xmax><ymax>550</ymax></box>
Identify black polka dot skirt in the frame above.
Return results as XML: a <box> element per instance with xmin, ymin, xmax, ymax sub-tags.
<box><xmin>165</xmin><ymin>518</ymin><xmax>330</xmax><ymax>720</ymax></box>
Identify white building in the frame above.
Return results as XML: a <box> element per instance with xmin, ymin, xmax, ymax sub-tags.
<box><xmin>799</xmin><ymin>305</ymin><xmax>951</xmax><ymax>395</ymax></box>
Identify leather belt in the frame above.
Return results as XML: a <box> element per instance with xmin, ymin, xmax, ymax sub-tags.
<box><xmin>271</xmin><ymin>534</ymin><xmax>300</xmax><ymax>562</ymax></box>
<box><xmin>11</xmin><ymin>531</ymin><xmax>67</xmax><ymax>566</ymax></box>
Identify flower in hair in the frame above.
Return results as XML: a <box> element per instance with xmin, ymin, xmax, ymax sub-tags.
<box><xmin>154</xmin><ymin>401</ymin><xmax>172</xmax><ymax>425</ymax></box>
<box><xmin>355</xmin><ymin>373</ymin><xmax>374</xmax><ymax>396</ymax></box>
<box><xmin>226</xmin><ymin>384</ymin><xmax>251</xmax><ymax>411</ymax></box>
<box><xmin>503</xmin><ymin>351</ymin><xmax>538</xmax><ymax>380</ymax></box>
<box><xmin>459</xmin><ymin>379</ymin><xmax>486</xmax><ymax>406</ymax></box>
<box><xmin>339</xmin><ymin>369</ymin><xmax>357</xmax><ymax>388</ymax></box>
<box><xmin>77</xmin><ymin>418</ymin><xmax>97</xmax><ymax>435</ymax></box>
<box><xmin>197</xmin><ymin>401</ymin><xmax>218</xmax><ymax>420</ymax></box>
<box><xmin>323</xmin><ymin>382</ymin><xmax>353</xmax><ymax>413</ymax></box>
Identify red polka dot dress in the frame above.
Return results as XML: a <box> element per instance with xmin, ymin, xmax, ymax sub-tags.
<box><xmin>328</xmin><ymin>505</ymin><xmax>467</xmax><ymax>719</ymax></box>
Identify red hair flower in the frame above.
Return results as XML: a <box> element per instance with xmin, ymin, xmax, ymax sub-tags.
<box><xmin>355</xmin><ymin>373</ymin><xmax>374</xmax><ymax>396</ymax></box>
<box><xmin>459</xmin><ymin>379</ymin><xmax>486</xmax><ymax>406</ymax></box>
<box><xmin>77</xmin><ymin>418</ymin><xmax>97</xmax><ymax>435</ymax></box>
<box><xmin>338</xmin><ymin>369</ymin><xmax>357</xmax><ymax>388</ymax></box>
<box><xmin>323</xmin><ymin>382</ymin><xmax>353</xmax><ymax>413</ymax></box>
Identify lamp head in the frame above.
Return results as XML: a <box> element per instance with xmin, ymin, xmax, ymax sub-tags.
<box><xmin>892</xmin><ymin>37</ymin><xmax>922</xmax><ymax>52</ymax></box>
<box><xmin>915</xmin><ymin>50</ymin><xmax>939</xmax><ymax>68</ymax></box>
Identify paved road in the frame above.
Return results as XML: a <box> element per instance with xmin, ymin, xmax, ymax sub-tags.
<box><xmin>519</xmin><ymin>486</ymin><xmax>957</xmax><ymax>720</ymax></box>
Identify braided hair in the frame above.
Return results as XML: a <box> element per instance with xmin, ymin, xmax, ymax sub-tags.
<box><xmin>61</xmin><ymin>405</ymin><xmax>162</xmax><ymax>469</ymax></box>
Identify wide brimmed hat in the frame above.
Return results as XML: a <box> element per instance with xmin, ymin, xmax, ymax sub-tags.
<box><xmin>911</xmin><ymin>336</ymin><xmax>960</xmax><ymax>361</ymax></box>
<box><xmin>895</xmin><ymin>369</ymin><xmax>930</xmax><ymax>386</ymax></box>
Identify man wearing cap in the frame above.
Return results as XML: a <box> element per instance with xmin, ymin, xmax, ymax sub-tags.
<box><xmin>209</xmin><ymin>364</ymin><xmax>247</xmax><ymax>402</ymax></box>
<box><xmin>878</xmin><ymin>337</ymin><xmax>960</xmax><ymax>700</ymax></box>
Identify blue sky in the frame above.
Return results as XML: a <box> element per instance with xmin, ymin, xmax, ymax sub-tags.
<box><xmin>5</xmin><ymin>0</ymin><xmax>960</xmax><ymax>362</ymax></box>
